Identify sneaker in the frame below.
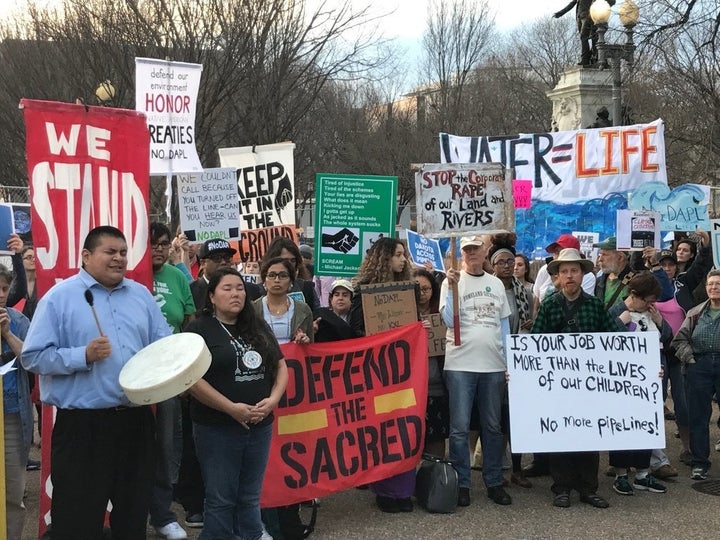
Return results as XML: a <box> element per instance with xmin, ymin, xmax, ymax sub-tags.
<box><xmin>154</xmin><ymin>522</ymin><xmax>188</xmax><ymax>540</ymax></box>
<box><xmin>652</xmin><ymin>464</ymin><xmax>678</xmax><ymax>479</ymax></box>
<box><xmin>612</xmin><ymin>475</ymin><xmax>634</xmax><ymax>495</ymax></box>
<box><xmin>261</xmin><ymin>525</ymin><xmax>273</xmax><ymax>540</ymax></box>
<box><xmin>715</xmin><ymin>439</ymin><xmax>720</xmax><ymax>452</ymax></box>
<box><xmin>633</xmin><ymin>475</ymin><xmax>667</xmax><ymax>493</ymax></box>
<box><xmin>184</xmin><ymin>513</ymin><xmax>203</xmax><ymax>528</ymax></box>
<box><xmin>26</xmin><ymin>459</ymin><xmax>41</xmax><ymax>471</ymax></box>
<box><xmin>691</xmin><ymin>467</ymin><xmax>708</xmax><ymax>480</ymax></box>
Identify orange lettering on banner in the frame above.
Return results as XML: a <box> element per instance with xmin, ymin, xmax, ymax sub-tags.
<box><xmin>239</xmin><ymin>225</ymin><xmax>297</xmax><ymax>262</ymax></box>
<box><xmin>598</xmin><ymin>130</ymin><xmax>620</xmax><ymax>175</ymax></box>
<box><xmin>261</xmin><ymin>322</ymin><xmax>428</xmax><ymax>508</ymax></box>
<box><xmin>640</xmin><ymin>125</ymin><xmax>660</xmax><ymax>173</ymax></box>
<box><xmin>621</xmin><ymin>128</ymin><xmax>640</xmax><ymax>174</ymax></box>
<box><xmin>575</xmin><ymin>133</ymin><xmax>599</xmax><ymax>178</ymax></box>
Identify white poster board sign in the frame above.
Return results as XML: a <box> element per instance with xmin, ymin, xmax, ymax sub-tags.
<box><xmin>616</xmin><ymin>209</ymin><xmax>661</xmax><ymax>250</ymax></box>
<box><xmin>506</xmin><ymin>332</ymin><xmax>664</xmax><ymax>452</ymax></box>
<box><xmin>177</xmin><ymin>167</ymin><xmax>240</xmax><ymax>242</ymax></box>
<box><xmin>135</xmin><ymin>57</ymin><xmax>203</xmax><ymax>175</ymax></box>
<box><xmin>572</xmin><ymin>231</ymin><xmax>600</xmax><ymax>264</ymax></box>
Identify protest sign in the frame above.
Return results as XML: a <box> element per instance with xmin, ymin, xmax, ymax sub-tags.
<box><xmin>261</xmin><ymin>323</ymin><xmax>428</xmax><ymax>507</ymax></box>
<box><xmin>405</xmin><ymin>229</ymin><xmax>445</xmax><ymax>272</ymax></box>
<box><xmin>506</xmin><ymin>332</ymin><xmax>664</xmax><ymax>453</ymax></box>
<box><xmin>712</xmin><ymin>219</ymin><xmax>720</xmax><ymax>270</ymax></box>
<box><xmin>21</xmin><ymin>99</ymin><xmax>152</xmax><ymax>295</ymax></box>
<box><xmin>513</xmin><ymin>179</ymin><xmax>532</xmax><ymax>209</ymax></box>
<box><xmin>629</xmin><ymin>181</ymin><xmax>711</xmax><ymax>231</ymax></box>
<box><xmin>422</xmin><ymin>313</ymin><xmax>447</xmax><ymax>357</ymax></box>
<box><xmin>360</xmin><ymin>282</ymin><xmax>418</xmax><ymax>336</ymax></box>
<box><xmin>440</xmin><ymin>120</ymin><xmax>668</xmax><ymax>257</ymax></box>
<box><xmin>0</xmin><ymin>204</ymin><xmax>14</xmax><ymax>255</ymax></box>
<box><xmin>572</xmin><ymin>231</ymin><xmax>599</xmax><ymax>264</ymax></box>
<box><xmin>415</xmin><ymin>163</ymin><xmax>514</xmax><ymax>237</ymax></box>
<box><xmin>177</xmin><ymin>167</ymin><xmax>240</xmax><ymax>241</ymax></box>
<box><xmin>219</xmin><ymin>142</ymin><xmax>296</xmax><ymax>261</ymax></box>
<box><xmin>616</xmin><ymin>210</ymin><xmax>661</xmax><ymax>250</ymax></box>
<box><xmin>315</xmin><ymin>173</ymin><xmax>397</xmax><ymax>277</ymax></box>
<box><xmin>135</xmin><ymin>57</ymin><xmax>203</xmax><ymax>175</ymax></box>
<box><xmin>11</xmin><ymin>203</ymin><xmax>32</xmax><ymax>246</ymax></box>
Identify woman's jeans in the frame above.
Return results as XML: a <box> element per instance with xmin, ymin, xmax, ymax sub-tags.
<box><xmin>685</xmin><ymin>352</ymin><xmax>720</xmax><ymax>469</ymax></box>
<box><xmin>194</xmin><ymin>421</ymin><xmax>272</xmax><ymax>540</ymax></box>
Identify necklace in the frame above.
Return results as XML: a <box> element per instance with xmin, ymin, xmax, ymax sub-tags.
<box><xmin>214</xmin><ymin>316</ymin><xmax>263</xmax><ymax>379</ymax></box>
<box><xmin>266</xmin><ymin>296</ymin><xmax>290</xmax><ymax>316</ymax></box>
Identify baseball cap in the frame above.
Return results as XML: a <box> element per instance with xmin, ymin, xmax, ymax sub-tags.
<box><xmin>545</xmin><ymin>234</ymin><xmax>580</xmax><ymax>253</ymax></box>
<box><xmin>593</xmin><ymin>236</ymin><xmax>617</xmax><ymax>250</ymax></box>
<box><xmin>658</xmin><ymin>250</ymin><xmax>677</xmax><ymax>263</ymax></box>
<box><xmin>330</xmin><ymin>279</ymin><xmax>354</xmax><ymax>296</ymax></box>
<box><xmin>198</xmin><ymin>238</ymin><xmax>237</xmax><ymax>259</ymax></box>
<box><xmin>460</xmin><ymin>236</ymin><xmax>486</xmax><ymax>250</ymax></box>
<box><xmin>299</xmin><ymin>244</ymin><xmax>313</xmax><ymax>259</ymax></box>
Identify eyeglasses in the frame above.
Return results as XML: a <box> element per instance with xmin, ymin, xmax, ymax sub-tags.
<box><xmin>266</xmin><ymin>271</ymin><xmax>291</xmax><ymax>280</ymax></box>
<box><xmin>23</xmin><ymin>255</ymin><xmax>34</xmax><ymax>261</ymax></box>
<box><xmin>419</xmin><ymin>286</ymin><xmax>433</xmax><ymax>293</ymax></box>
<box><xmin>151</xmin><ymin>241</ymin><xmax>171</xmax><ymax>250</ymax></box>
<box><xmin>493</xmin><ymin>259</ymin><xmax>515</xmax><ymax>267</ymax></box>
<box><xmin>208</xmin><ymin>253</ymin><xmax>233</xmax><ymax>263</ymax></box>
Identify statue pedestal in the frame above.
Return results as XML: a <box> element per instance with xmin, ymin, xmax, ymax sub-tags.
<box><xmin>546</xmin><ymin>67</ymin><xmax>614</xmax><ymax>131</ymax></box>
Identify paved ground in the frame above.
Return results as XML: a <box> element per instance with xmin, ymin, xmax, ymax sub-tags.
<box><xmin>21</xmin><ymin>407</ymin><xmax>720</xmax><ymax>540</ymax></box>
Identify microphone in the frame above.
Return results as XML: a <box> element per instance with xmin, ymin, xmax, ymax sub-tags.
<box><xmin>84</xmin><ymin>289</ymin><xmax>105</xmax><ymax>336</ymax></box>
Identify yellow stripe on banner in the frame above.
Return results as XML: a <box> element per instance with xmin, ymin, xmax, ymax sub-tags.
<box><xmin>277</xmin><ymin>409</ymin><xmax>328</xmax><ymax>435</ymax></box>
<box><xmin>374</xmin><ymin>389</ymin><xmax>416</xmax><ymax>415</ymax></box>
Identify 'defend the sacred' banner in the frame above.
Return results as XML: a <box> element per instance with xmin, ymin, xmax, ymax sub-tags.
<box><xmin>440</xmin><ymin>120</ymin><xmax>667</xmax><ymax>256</ymax></box>
<box><xmin>261</xmin><ymin>322</ymin><xmax>428</xmax><ymax>508</ymax></box>
<box><xmin>20</xmin><ymin>99</ymin><xmax>152</xmax><ymax>296</ymax></box>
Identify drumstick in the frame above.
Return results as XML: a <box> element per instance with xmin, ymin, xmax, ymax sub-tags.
<box><xmin>84</xmin><ymin>290</ymin><xmax>105</xmax><ymax>336</ymax></box>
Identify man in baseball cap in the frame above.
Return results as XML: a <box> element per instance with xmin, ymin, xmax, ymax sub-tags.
<box><xmin>545</xmin><ymin>234</ymin><xmax>581</xmax><ymax>254</ymax></box>
<box><xmin>198</xmin><ymin>238</ymin><xmax>236</xmax><ymax>260</ymax></box>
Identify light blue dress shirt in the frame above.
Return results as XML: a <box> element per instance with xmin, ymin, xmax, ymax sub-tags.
<box><xmin>21</xmin><ymin>269</ymin><xmax>172</xmax><ymax>409</ymax></box>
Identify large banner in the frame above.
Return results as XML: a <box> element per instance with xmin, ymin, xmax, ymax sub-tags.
<box><xmin>440</xmin><ymin>120</ymin><xmax>667</xmax><ymax>256</ymax></box>
<box><xmin>21</xmin><ymin>99</ymin><xmax>152</xmax><ymax>295</ymax></box>
<box><xmin>135</xmin><ymin>57</ymin><xmax>203</xmax><ymax>175</ymax></box>
<box><xmin>219</xmin><ymin>142</ymin><xmax>296</xmax><ymax>262</ymax></box>
<box><xmin>414</xmin><ymin>162</ymin><xmax>514</xmax><ymax>237</ymax></box>
<box><xmin>628</xmin><ymin>181</ymin><xmax>711</xmax><ymax>231</ymax></box>
<box><xmin>506</xmin><ymin>332</ymin><xmax>664</xmax><ymax>453</ymax></box>
<box><xmin>314</xmin><ymin>173</ymin><xmax>397</xmax><ymax>277</ymax></box>
<box><xmin>261</xmin><ymin>323</ymin><xmax>428</xmax><ymax>507</ymax></box>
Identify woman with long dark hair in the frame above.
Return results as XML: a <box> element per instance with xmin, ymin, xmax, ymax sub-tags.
<box><xmin>185</xmin><ymin>267</ymin><xmax>288</xmax><ymax>539</ymax></box>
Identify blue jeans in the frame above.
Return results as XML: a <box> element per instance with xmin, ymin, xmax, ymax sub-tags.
<box><xmin>685</xmin><ymin>352</ymin><xmax>720</xmax><ymax>469</ymax></box>
<box><xmin>665</xmin><ymin>355</ymin><xmax>688</xmax><ymax>427</ymax></box>
<box><xmin>194</xmin><ymin>421</ymin><xmax>272</xmax><ymax>540</ymax></box>
<box><xmin>445</xmin><ymin>370</ymin><xmax>505</xmax><ymax>488</ymax></box>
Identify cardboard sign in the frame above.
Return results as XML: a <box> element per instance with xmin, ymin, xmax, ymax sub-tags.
<box><xmin>261</xmin><ymin>323</ymin><xmax>428</xmax><ymax>507</ymax></box>
<box><xmin>315</xmin><ymin>173</ymin><xmax>397</xmax><ymax>277</ymax></box>
<box><xmin>506</xmin><ymin>332</ymin><xmax>664</xmax><ymax>453</ymax></box>
<box><xmin>572</xmin><ymin>231</ymin><xmax>600</xmax><ymax>264</ymax></box>
<box><xmin>405</xmin><ymin>229</ymin><xmax>445</xmax><ymax>272</ymax></box>
<box><xmin>422</xmin><ymin>313</ymin><xmax>447</xmax><ymax>357</ymax></box>
<box><xmin>20</xmin><ymin>99</ymin><xmax>152</xmax><ymax>295</ymax></box>
<box><xmin>712</xmin><ymin>219</ymin><xmax>720</xmax><ymax>270</ymax></box>
<box><xmin>629</xmin><ymin>181</ymin><xmax>710</xmax><ymax>231</ymax></box>
<box><xmin>359</xmin><ymin>281</ymin><xmax>418</xmax><ymax>336</ymax></box>
<box><xmin>135</xmin><ymin>57</ymin><xmax>203</xmax><ymax>175</ymax></box>
<box><xmin>415</xmin><ymin>162</ymin><xmax>514</xmax><ymax>237</ymax></box>
<box><xmin>513</xmin><ymin>179</ymin><xmax>532</xmax><ymax>209</ymax></box>
<box><xmin>0</xmin><ymin>203</ymin><xmax>15</xmax><ymax>255</ymax></box>
<box><xmin>616</xmin><ymin>209</ymin><xmax>661</xmax><ymax>250</ymax></box>
<box><xmin>177</xmin><ymin>167</ymin><xmax>240</xmax><ymax>241</ymax></box>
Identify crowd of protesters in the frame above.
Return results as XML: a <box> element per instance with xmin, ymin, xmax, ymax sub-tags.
<box><xmin>0</xmin><ymin>225</ymin><xmax>715</xmax><ymax>539</ymax></box>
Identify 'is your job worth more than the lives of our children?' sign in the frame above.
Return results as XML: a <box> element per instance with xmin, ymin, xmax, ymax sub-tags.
<box><xmin>506</xmin><ymin>332</ymin><xmax>664</xmax><ymax>453</ymax></box>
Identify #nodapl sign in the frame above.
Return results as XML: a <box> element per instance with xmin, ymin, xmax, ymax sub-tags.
<box><xmin>261</xmin><ymin>323</ymin><xmax>428</xmax><ymax>507</ymax></box>
<box><xmin>21</xmin><ymin>99</ymin><xmax>152</xmax><ymax>294</ymax></box>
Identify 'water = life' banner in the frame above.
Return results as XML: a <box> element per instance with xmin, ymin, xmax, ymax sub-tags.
<box><xmin>440</xmin><ymin>120</ymin><xmax>667</xmax><ymax>256</ymax></box>
<box><xmin>135</xmin><ymin>57</ymin><xmax>203</xmax><ymax>175</ymax></box>
<box><xmin>261</xmin><ymin>322</ymin><xmax>428</xmax><ymax>507</ymax></box>
<box><xmin>20</xmin><ymin>99</ymin><xmax>153</xmax><ymax>295</ymax></box>
<box><xmin>506</xmin><ymin>332</ymin><xmax>664</xmax><ymax>453</ymax></box>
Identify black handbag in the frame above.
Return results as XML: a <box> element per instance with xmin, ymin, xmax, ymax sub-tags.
<box><xmin>415</xmin><ymin>454</ymin><xmax>458</xmax><ymax>513</ymax></box>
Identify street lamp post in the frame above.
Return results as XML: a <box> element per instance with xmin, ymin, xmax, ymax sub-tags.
<box><xmin>95</xmin><ymin>80</ymin><xmax>116</xmax><ymax>106</ymax></box>
<box><xmin>590</xmin><ymin>0</ymin><xmax>640</xmax><ymax>126</ymax></box>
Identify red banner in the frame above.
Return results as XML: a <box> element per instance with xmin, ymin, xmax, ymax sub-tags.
<box><xmin>261</xmin><ymin>322</ymin><xmax>428</xmax><ymax>508</ymax></box>
<box><xmin>21</xmin><ymin>99</ymin><xmax>152</xmax><ymax>295</ymax></box>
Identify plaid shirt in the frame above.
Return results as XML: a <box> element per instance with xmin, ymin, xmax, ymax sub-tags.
<box><xmin>532</xmin><ymin>291</ymin><xmax>620</xmax><ymax>334</ymax></box>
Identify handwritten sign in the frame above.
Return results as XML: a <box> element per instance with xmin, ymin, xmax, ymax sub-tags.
<box><xmin>506</xmin><ymin>332</ymin><xmax>663</xmax><ymax>452</ymax></box>
<box><xmin>0</xmin><ymin>204</ymin><xmax>15</xmax><ymax>255</ymax></box>
<box><xmin>415</xmin><ymin>163</ymin><xmax>514</xmax><ymax>237</ymax></box>
<box><xmin>629</xmin><ymin>181</ymin><xmax>710</xmax><ymax>231</ymax></box>
<box><xmin>572</xmin><ymin>231</ymin><xmax>599</xmax><ymax>264</ymax></box>
<box><xmin>360</xmin><ymin>281</ymin><xmax>418</xmax><ymax>336</ymax></box>
<box><xmin>177</xmin><ymin>167</ymin><xmax>240</xmax><ymax>241</ymax></box>
<box><xmin>616</xmin><ymin>209</ymin><xmax>661</xmax><ymax>251</ymax></box>
<box><xmin>422</xmin><ymin>313</ymin><xmax>447</xmax><ymax>358</ymax></box>
<box><xmin>405</xmin><ymin>229</ymin><xmax>445</xmax><ymax>272</ymax></box>
<box><xmin>513</xmin><ymin>179</ymin><xmax>532</xmax><ymax>209</ymax></box>
<box><xmin>712</xmin><ymin>219</ymin><xmax>720</xmax><ymax>270</ymax></box>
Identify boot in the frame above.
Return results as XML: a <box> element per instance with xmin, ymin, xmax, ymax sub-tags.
<box><xmin>678</xmin><ymin>425</ymin><xmax>692</xmax><ymax>465</ymax></box>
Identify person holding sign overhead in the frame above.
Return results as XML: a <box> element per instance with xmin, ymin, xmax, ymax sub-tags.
<box><xmin>440</xmin><ymin>235</ymin><xmax>513</xmax><ymax>507</ymax></box>
<box><xmin>531</xmin><ymin>248</ymin><xmax>620</xmax><ymax>509</ymax></box>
